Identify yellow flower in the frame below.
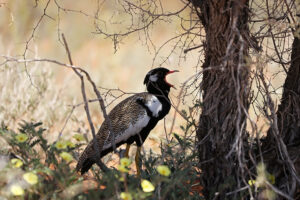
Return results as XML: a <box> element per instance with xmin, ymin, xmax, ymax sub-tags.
<box><xmin>73</xmin><ymin>134</ymin><xmax>85</xmax><ymax>142</ymax></box>
<box><xmin>120</xmin><ymin>192</ymin><xmax>132</xmax><ymax>200</ymax></box>
<box><xmin>11</xmin><ymin>158</ymin><xmax>23</xmax><ymax>168</ymax></box>
<box><xmin>117</xmin><ymin>165</ymin><xmax>129</xmax><ymax>173</ymax></box>
<box><xmin>120</xmin><ymin>157</ymin><xmax>131</xmax><ymax>167</ymax></box>
<box><xmin>10</xmin><ymin>184</ymin><xmax>24</xmax><ymax>196</ymax></box>
<box><xmin>157</xmin><ymin>165</ymin><xmax>171</xmax><ymax>177</ymax></box>
<box><xmin>141</xmin><ymin>179</ymin><xmax>155</xmax><ymax>192</ymax></box>
<box><xmin>55</xmin><ymin>140</ymin><xmax>67</xmax><ymax>149</ymax></box>
<box><xmin>59</xmin><ymin>152</ymin><xmax>73</xmax><ymax>162</ymax></box>
<box><xmin>248</xmin><ymin>179</ymin><xmax>256</xmax><ymax>186</ymax></box>
<box><xmin>119</xmin><ymin>176</ymin><xmax>125</xmax><ymax>182</ymax></box>
<box><xmin>23</xmin><ymin>172</ymin><xmax>38</xmax><ymax>185</ymax></box>
<box><xmin>66</xmin><ymin>141</ymin><xmax>75</xmax><ymax>148</ymax></box>
<box><xmin>15</xmin><ymin>133</ymin><xmax>28</xmax><ymax>143</ymax></box>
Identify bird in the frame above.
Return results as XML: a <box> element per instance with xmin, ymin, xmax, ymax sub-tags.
<box><xmin>76</xmin><ymin>67</ymin><xmax>178</xmax><ymax>175</ymax></box>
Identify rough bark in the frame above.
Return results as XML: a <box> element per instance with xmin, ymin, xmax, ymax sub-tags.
<box><xmin>193</xmin><ymin>0</ymin><xmax>251</xmax><ymax>199</ymax></box>
<box><xmin>268</xmin><ymin>35</ymin><xmax>300</xmax><ymax>145</ymax></box>
<box><xmin>262</xmin><ymin>34</ymin><xmax>300</xmax><ymax>197</ymax></box>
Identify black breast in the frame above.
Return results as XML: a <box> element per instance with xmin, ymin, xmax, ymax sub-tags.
<box><xmin>133</xmin><ymin>94</ymin><xmax>171</xmax><ymax>146</ymax></box>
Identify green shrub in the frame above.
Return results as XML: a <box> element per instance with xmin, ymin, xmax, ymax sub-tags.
<box><xmin>0</xmin><ymin>120</ymin><xmax>202</xmax><ymax>199</ymax></box>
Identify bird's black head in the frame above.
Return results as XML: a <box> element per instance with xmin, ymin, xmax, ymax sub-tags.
<box><xmin>144</xmin><ymin>67</ymin><xmax>178</xmax><ymax>96</ymax></box>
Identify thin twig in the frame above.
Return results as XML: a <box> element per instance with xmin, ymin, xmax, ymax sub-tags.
<box><xmin>61</xmin><ymin>33</ymin><xmax>109</xmax><ymax>171</ymax></box>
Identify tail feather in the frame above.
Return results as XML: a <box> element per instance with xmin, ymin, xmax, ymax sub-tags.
<box><xmin>76</xmin><ymin>143</ymin><xmax>95</xmax><ymax>174</ymax></box>
<box><xmin>79</xmin><ymin>158</ymin><xmax>95</xmax><ymax>174</ymax></box>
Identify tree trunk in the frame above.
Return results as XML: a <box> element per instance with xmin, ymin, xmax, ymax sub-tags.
<box><xmin>192</xmin><ymin>0</ymin><xmax>250</xmax><ymax>199</ymax></box>
<box><xmin>262</xmin><ymin>33</ymin><xmax>300</xmax><ymax>197</ymax></box>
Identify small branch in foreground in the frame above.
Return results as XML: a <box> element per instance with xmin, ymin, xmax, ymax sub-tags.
<box><xmin>61</xmin><ymin>33</ymin><xmax>103</xmax><ymax>170</ymax></box>
<box><xmin>61</xmin><ymin>33</ymin><xmax>116</xmax><ymax>170</ymax></box>
<box><xmin>61</xmin><ymin>34</ymin><xmax>116</xmax><ymax>154</ymax></box>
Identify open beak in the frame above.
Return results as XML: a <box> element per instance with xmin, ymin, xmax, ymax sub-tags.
<box><xmin>164</xmin><ymin>70</ymin><xmax>179</xmax><ymax>88</ymax></box>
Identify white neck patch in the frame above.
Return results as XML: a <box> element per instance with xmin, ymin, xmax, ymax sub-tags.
<box><xmin>149</xmin><ymin>74</ymin><xmax>158</xmax><ymax>82</ymax></box>
<box><xmin>145</xmin><ymin>95</ymin><xmax>162</xmax><ymax>117</ymax></box>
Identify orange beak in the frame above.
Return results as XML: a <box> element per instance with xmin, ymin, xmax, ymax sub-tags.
<box><xmin>165</xmin><ymin>70</ymin><xmax>179</xmax><ymax>88</ymax></box>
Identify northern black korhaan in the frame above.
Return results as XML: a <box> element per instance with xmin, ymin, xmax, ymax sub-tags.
<box><xmin>76</xmin><ymin>68</ymin><xmax>178</xmax><ymax>175</ymax></box>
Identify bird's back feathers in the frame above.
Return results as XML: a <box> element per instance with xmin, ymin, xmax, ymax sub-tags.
<box><xmin>76</xmin><ymin>92</ymin><xmax>162</xmax><ymax>174</ymax></box>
